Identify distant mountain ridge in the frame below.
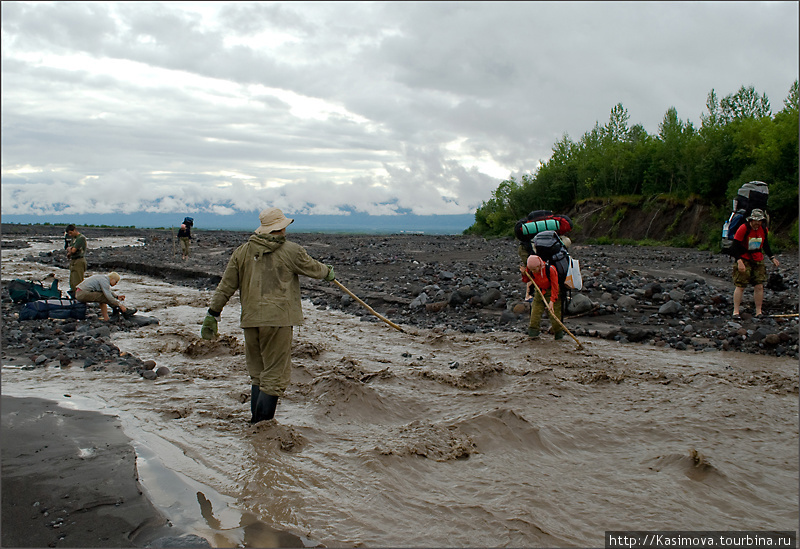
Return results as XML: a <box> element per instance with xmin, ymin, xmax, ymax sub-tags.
<box><xmin>0</xmin><ymin>212</ymin><xmax>476</xmax><ymax>235</ymax></box>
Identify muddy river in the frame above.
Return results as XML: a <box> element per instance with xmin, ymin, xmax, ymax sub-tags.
<box><xmin>2</xmin><ymin>238</ymin><xmax>797</xmax><ymax>547</ymax></box>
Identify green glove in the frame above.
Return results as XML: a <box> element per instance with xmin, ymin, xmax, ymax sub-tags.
<box><xmin>201</xmin><ymin>314</ymin><xmax>218</xmax><ymax>340</ymax></box>
<box><xmin>324</xmin><ymin>265</ymin><xmax>335</xmax><ymax>281</ymax></box>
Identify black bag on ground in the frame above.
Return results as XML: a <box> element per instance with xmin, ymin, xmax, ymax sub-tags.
<box><xmin>8</xmin><ymin>279</ymin><xmax>61</xmax><ymax>303</ymax></box>
<box><xmin>20</xmin><ymin>299</ymin><xmax>87</xmax><ymax>320</ymax></box>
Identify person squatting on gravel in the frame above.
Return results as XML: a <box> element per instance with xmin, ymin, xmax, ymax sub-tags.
<box><xmin>520</xmin><ymin>255</ymin><xmax>564</xmax><ymax>340</ymax></box>
<box><xmin>201</xmin><ymin>208</ymin><xmax>336</xmax><ymax>424</ymax></box>
<box><xmin>75</xmin><ymin>272</ymin><xmax>130</xmax><ymax>321</ymax></box>
<box><xmin>65</xmin><ymin>224</ymin><xmax>87</xmax><ymax>296</ymax></box>
<box><xmin>730</xmin><ymin>208</ymin><xmax>779</xmax><ymax>318</ymax></box>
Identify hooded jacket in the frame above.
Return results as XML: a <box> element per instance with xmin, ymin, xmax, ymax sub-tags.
<box><xmin>209</xmin><ymin>234</ymin><xmax>331</xmax><ymax>327</ymax></box>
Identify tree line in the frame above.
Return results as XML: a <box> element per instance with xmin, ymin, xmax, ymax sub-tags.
<box><xmin>467</xmin><ymin>82</ymin><xmax>799</xmax><ymax>243</ymax></box>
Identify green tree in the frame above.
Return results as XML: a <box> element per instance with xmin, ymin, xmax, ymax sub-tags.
<box><xmin>467</xmin><ymin>82</ymin><xmax>797</xmax><ymax>242</ymax></box>
<box><xmin>720</xmin><ymin>85</ymin><xmax>771</xmax><ymax>122</ymax></box>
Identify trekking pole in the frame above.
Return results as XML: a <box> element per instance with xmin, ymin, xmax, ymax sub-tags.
<box><xmin>332</xmin><ymin>279</ymin><xmax>405</xmax><ymax>333</ymax></box>
<box><xmin>768</xmin><ymin>313</ymin><xmax>799</xmax><ymax>318</ymax></box>
<box><xmin>526</xmin><ymin>269</ymin><xmax>583</xmax><ymax>349</ymax></box>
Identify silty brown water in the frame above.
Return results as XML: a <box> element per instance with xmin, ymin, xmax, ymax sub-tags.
<box><xmin>2</xmin><ymin>238</ymin><xmax>797</xmax><ymax>547</ymax></box>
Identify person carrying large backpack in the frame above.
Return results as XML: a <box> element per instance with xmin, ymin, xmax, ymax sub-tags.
<box><xmin>730</xmin><ymin>209</ymin><xmax>779</xmax><ymax>318</ymax></box>
<box><xmin>178</xmin><ymin>217</ymin><xmax>193</xmax><ymax>260</ymax></box>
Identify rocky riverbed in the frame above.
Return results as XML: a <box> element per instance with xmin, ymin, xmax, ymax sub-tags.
<box><xmin>3</xmin><ymin>225</ymin><xmax>798</xmax><ymax>372</ymax></box>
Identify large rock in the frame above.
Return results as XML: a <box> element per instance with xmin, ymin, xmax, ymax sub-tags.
<box><xmin>567</xmin><ymin>293</ymin><xmax>594</xmax><ymax>315</ymax></box>
<box><xmin>658</xmin><ymin>300</ymin><xmax>683</xmax><ymax>315</ymax></box>
<box><xmin>480</xmin><ymin>289</ymin><xmax>502</xmax><ymax>307</ymax></box>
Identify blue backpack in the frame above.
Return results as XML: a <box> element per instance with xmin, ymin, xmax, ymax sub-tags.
<box><xmin>20</xmin><ymin>299</ymin><xmax>87</xmax><ymax>320</ymax></box>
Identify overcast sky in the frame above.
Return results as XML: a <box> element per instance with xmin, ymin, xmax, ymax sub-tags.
<box><xmin>2</xmin><ymin>1</ymin><xmax>798</xmax><ymax>218</ymax></box>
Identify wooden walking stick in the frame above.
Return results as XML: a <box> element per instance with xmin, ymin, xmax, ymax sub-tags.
<box><xmin>333</xmin><ymin>279</ymin><xmax>405</xmax><ymax>333</ymax></box>
<box><xmin>526</xmin><ymin>268</ymin><xmax>583</xmax><ymax>349</ymax></box>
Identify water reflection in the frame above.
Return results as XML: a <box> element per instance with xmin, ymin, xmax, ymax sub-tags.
<box><xmin>196</xmin><ymin>491</ymin><xmax>311</xmax><ymax>548</ymax></box>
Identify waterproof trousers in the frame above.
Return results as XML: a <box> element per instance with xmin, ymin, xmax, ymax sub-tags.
<box><xmin>530</xmin><ymin>288</ymin><xmax>563</xmax><ymax>337</ymax></box>
<box><xmin>243</xmin><ymin>326</ymin><xmax>293</xmax><ymax>397</ymax></box>
<box><xmin>69</xmin><ymin>258</ymin><xmax>87</xmax><ymax>292</ymax></box>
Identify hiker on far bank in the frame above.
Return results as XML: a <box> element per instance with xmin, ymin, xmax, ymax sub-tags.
<box><xmin>65</xmin><ymin>224</ymin><xmax>87</xmax><ymax>297</ymax></box>
<box><xmin>731</xmin><ymin>208</ymin><xmax>779</xmax><ymax>318</ymax></box>
<box><xmin>200</xmin><ymin>208</ymin><xmax>336</xmax><ymax>424</ymax></box>
<box><xmin>177</xmin><ymin>217</ymin><xmax>193</xmax><ymax>260</ymax></box>
<box><xmin>75</xmin><ymin>272</ymin><xmax>133</xmax><ymax>321</ymax></box>
<box><xmin>520</xmin><ymin>255</ymin><xmax>564</xmax><ymax>340</ymax></box>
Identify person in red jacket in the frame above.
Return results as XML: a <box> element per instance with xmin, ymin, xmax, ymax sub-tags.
<box><xmin>731</xmin><ymin>209</ymin><xmax>780</xmax><ymax>317</ymax></box>
<box><xmin>520</xmin><ymin>255</ymin><xmax>564</xmax><ymax>340</ymax></box>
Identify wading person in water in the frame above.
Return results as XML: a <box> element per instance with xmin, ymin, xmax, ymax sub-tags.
<box><xmin>731</xmin><ymin>208</ymin><xmax>779</xmax><ymax>318</ymax></box>
<box><xmin>521</xmin><ymin>255</ymin><xmax>564</xmax><ymax>340</ymax></box>
<box><xmin>201</xmin><ymin>208</ymin><xmax>336</xmax><ymax>424</ymax></box>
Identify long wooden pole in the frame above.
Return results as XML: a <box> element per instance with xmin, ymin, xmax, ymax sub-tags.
<box><xmin>526</xmin><ymin>268</ymin><xmax>583</xmax><ymax>349</ymax></box>
<box><xmin>333</xmin><ymin>279</ymin><xmax>405</xmax><ymax>333</ymax></box>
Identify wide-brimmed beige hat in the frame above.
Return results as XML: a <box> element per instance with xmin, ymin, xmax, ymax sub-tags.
<box><xmin>255</xmin><ymin>208</ymin><xmax>294</xmax><ymax>234</ymax></box>
<box><xmin>747</xmin><ymin>209</ymin><xmax>766</xmax><ymax>221</ymax></box>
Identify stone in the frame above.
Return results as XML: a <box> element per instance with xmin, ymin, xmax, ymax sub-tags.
<box><xmin>498</xmin><ymin>310</ymin><xmax>517</xmax><ymax>324</ymax></box>
<box><xmin>658</xmin><ymin>300</ymin><xmax>683</xmax><ymax>316</ymax></box>
<box><xmin>616</xmin><ymin>295</ymin><xmax>637</xmax><ymax>310</ymax></box>
<box><xmin>480</xmin><ymin>289</ymin><xmax>502</xmax><ymax>307</ymax></box>
<box><xmin>410</xmin><ymin>293</ymin><xmax>429</xmax><ymax>309</ymax></box>
<box><xmin>566</xmin><ymin>293</ymin><xmax>594</xmax><ymax>315</ymax></box>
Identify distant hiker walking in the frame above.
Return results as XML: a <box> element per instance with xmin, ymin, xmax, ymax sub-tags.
<box><xmin>521</xmin><ymin>255</ymin><xmax>564</xmax><ymax>340</ymax></box>
<box><xmin>178</xmin><ymin>217</ymin><xmax>193</xmax><ymax>260</ymax></box>
<box><xmin>75</xmin><ymin>272</ymin><xmax>130</xmax><ymax>321</ymax></box>
<box><xmin>65</xmin><ymin>224</ymin><xmax>87</xmax><ymax>296</ymax></box>
<box><xmin>201</xmin><ymin>208</ymin><xmax>336</xmax><ymax>424</ymax></box>
<box><xmin>730</xmin><ymin>209</ymin><xmax>779</xmax><ymax>317</ymax></box>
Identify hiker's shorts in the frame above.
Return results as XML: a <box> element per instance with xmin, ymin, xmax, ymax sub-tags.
<box><xmin>732</xmin><ymin>259</ymin><xmax>767</xmax><ymax>287</ymax></box>
<box><xmin>243</xmin><ymin>326</ymin><xmax>293</xmax><ymax>397</ymax></box>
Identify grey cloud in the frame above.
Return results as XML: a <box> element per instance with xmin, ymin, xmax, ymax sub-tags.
<box><xmin>2</xmin><ymin>1</ymin><xmax>797</xmax><ymax>217</ymax></box>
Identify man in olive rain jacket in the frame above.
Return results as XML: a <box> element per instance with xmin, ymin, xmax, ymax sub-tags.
<box><xmin>201</xmin><ymin>208</ymin><xmax>335</xmax><ymax>423</ymax></box>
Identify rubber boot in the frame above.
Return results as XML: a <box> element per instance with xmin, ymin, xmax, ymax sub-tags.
<box><xmin>250</xmin><ymin>385</ymin><xmax>260</xmax><ymax>424</ymax></box>
<box><xmin>251</xmin><ymin>391</ymin><xmax>278</xmax><ymax>423</ymax></box>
